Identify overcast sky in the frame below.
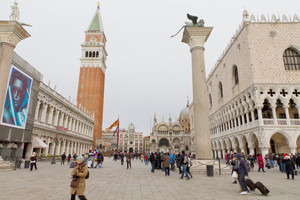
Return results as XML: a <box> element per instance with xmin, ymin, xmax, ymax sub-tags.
<box><xmin>0</xmin><ymin>0</ymin><xmax>299</xmax><ymax>135</ymax></box>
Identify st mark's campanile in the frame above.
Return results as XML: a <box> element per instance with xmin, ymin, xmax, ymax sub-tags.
<box><xmin>77</xmin><ymin>4</ymin><xmax>107</xmax><ymax>144</ymax></box>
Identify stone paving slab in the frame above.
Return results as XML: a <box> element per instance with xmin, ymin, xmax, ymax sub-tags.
<box><xmin>0</xmin><ymin>158</ymin><xmax>299</xmax><ymax>200</ymax></box>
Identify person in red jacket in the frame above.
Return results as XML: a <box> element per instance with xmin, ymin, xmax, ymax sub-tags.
<box><xmin>258</xmin><ymin>154</ymin><xmax>265</xmax><ymax>172</ymax></box>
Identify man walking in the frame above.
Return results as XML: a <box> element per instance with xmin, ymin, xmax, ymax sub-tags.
<box><xmin>180</xmin><ymin>150</ymin><xmax>189</xmax><ymax>180</ymax></box>
<box><xmin>163</xmin><ymin>152</ymin><xmax>170</xmax><ymax>176</ymax></box>
<box><xmin>61</xmin><ymin>153</ymin><xmax>66</xmax><ymax>165</ymax></box>
<box><xmin>150</xmin><ymin>153</ymin><xmax>155</xmax><ymax>173</ymax></box>
<box><xmin>234</xmin><ymin>153</ymin><xmax>249</xmax><ymax>195</ymax></box>
<box><xmin>126</xmin><ymin>153</ymin><xmax>132</xmax><ymax>169</ymax></box>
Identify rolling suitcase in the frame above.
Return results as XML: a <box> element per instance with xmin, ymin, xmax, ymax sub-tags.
<box><xmin>255</xmin><ymin>181</ymin><xmax>270</xmax><ymax>195</ymax></box>
<box><xmin>246</xmin><ymin>177</ymin><xmax>256</xmax><ymax>191</ymax></box>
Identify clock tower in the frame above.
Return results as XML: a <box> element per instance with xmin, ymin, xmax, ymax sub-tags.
<box><xmin>77</xmin><ymin>3</ymin><xmax>107</xmax><ymax>144</ymax></box>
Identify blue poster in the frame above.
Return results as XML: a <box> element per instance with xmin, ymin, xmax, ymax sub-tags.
<box><xmin>1</xmin><ymin>65</ymin><xmax>33</xmax><ymax>129</ymax></box>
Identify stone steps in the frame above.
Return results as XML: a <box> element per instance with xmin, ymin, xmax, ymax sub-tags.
<box><xmin>190</xmin><ymin>159</ymin><xmax>232</xmax><ymax>175</ymax></box>
<box><xmin>0</xmin><ymin>156</ymin><xmax>13</xmax><ymax>172</ymax></box>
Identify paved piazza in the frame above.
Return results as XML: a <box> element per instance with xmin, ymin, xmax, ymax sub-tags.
<box><xmin>0</xmin><ymin>158</ymin><xmax>299</xmax><ymax>200</ymax></box>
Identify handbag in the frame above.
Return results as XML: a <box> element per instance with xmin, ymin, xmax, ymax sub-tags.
<box><xmin>232</xmin><ymin>171</ymin><xmax>237</xmax><ymax>179</ymax></box>
<box><xmin>70</xmin><ymin>178</ymin><xmax>79</xmax><ymax>187</ymax></box>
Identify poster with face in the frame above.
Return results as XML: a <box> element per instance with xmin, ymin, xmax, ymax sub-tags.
<box><xmin>1</xmin><ymin>65</ymin><xmax>33</xmax><ymax>129</ymax></box>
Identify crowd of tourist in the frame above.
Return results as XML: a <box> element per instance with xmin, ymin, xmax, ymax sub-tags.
<box><xmin>227</xmin><ymin>151</ymin><xmax>300</xmax><ymax>195</ymax></box>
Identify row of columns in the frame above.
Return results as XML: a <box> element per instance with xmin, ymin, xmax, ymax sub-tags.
<box><xmin>212</xmin><ymin>146</ymin><xmax>270</xmax><ymax>159</ymax></box>
<box><xmin>211</xmin><ymin>105</ymin><xmax>256</xmax><ymax>135</ymax></box>
<box><xmin>34</xmin><ymin>100</ymin><xmax>93</xmax><ymax>137</ymax></box>
<box><xmin>30</xmin><ymin>136</ymin><xmax>92</xmax><ymax>157</ymax></box>
<box><xmin>211</xmin><ymin>101</ymin><xmax>299</xmax><ymax>135</ymax></box>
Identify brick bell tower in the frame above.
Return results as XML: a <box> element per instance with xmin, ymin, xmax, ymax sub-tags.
<box><xmin>77</xmin><ymin>3</ymin><xmax>107</xmax><ymax>144</ymax></box>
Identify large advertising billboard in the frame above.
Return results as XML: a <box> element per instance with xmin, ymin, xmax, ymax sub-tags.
<box><xmin>1</xmin><ymin>65</ymin><xmax>33</xmax><ymax>129</ymax></box>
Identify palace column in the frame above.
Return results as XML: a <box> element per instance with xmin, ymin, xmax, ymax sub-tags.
<box><xmin>40</xmin><ymin>104</ymin><xmax>47</xmax><ymax>123</ymax></box>
<box><xmin>0</xmin><ymin>21</ymin><xmax>30</xmax><ymax>115</ymax></box>
<box><xmin>34</xmin><ymin>100</ymin><xmax>41</xmax><ymax>121</ymax></box>
<box><xmin>61</xmin><ymin>140</ymin><xmax>66</xmax><ymax>154</ymax></box>
<box><xmin>182</xmin><ymin>26</ymin><xmax>213</xmax><ymax>159</ymax></box>
<box><xmin>47</xmin><ymin>106</ymin><xmax>54</xmax><ymax>125</ymax></box>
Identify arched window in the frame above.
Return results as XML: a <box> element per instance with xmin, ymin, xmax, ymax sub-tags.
<box><xmin>96</xmin><ymin>52</ymin><xmax>99</xmax><ymax>57</ymax></box>
<box><xmin>219</xmin><ymin>82</ymin><xmax>223</xmax><ymax>99</ymax></box>
<box><xmin>89</xmin><ymin>51</ymin><xmax>92</xmax><ymax>57</ymax></box>
<box><xmin>209</xmin><ymin>93</ymin><xmax>212</xmax><ymax>108</ymax></box>
<box><xmin>92</xmin><ymin>51</ymin><xmax>95</xmax><ymax>57</ymax></box>
<box><xmin>233</xmin><ymin>65</ymin><xmax>239</xmax><ymax>85</ymax></box>
<box><xmin>85</xmin><ymin>51</ymin><xmax>88</xmax><ymax>57</ymax></box>
<box><xmin>283</xmin><ymin>48</ymin><xmax>300</xmax><ymax>70</ymax></box>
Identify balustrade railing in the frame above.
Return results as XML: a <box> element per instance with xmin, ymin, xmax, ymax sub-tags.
<box><xmin>263</xmin><ymin>119</ymin><xmax>274</xmax><ymax>125</ymax></box>
<box><xmin>277</xmin><ymin>119</ymin><xmax>287</xmax><ymax>125</ymax></box>
<box><xmin>290</xmin><ymin>119</ymin><xmax>300</xmax><ymax>125</ymax></box>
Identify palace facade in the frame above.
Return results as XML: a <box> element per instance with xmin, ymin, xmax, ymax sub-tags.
<box><xmin>190</xmin><ymin>11</ymin><xmax>300</xmax><ymax>158</ymax></box>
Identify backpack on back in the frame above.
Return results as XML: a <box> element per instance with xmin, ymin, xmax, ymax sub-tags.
<box><xmin>85</xmin><ymin>171</ymin><xmax>89</xmax><ymax>179</ymax></box>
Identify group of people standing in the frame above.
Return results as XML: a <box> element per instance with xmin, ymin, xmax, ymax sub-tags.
<box><xmin>148</xmin><ymin>150</ymin><xmax>193</xmax><ymax>180</ymax></box>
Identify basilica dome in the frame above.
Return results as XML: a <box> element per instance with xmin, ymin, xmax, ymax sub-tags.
<box><xmin>179</xmin><ymin>100</ymin><xmax>190</xmax><ymax>120</ymax></box>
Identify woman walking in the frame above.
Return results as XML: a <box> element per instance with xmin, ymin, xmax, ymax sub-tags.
<box><xmin>257</xmin><ymin>154</ymin><xmax>265</xmax><ymax>172</ymax></box>
<box><xmin>70</xmin><ymin>156</ymin><xmax>88</xmax><ymax>200</ymax></box>
<box><xmin>284</xmin><ymin>155</ymin><xmax>295</xmax><ymax>180</ymax></box>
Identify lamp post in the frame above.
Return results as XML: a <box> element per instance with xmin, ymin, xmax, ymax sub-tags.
<box><xmin>51</xmin><ymin>135</ymin><xmax>59</xmax><ymax>164</ymax></box>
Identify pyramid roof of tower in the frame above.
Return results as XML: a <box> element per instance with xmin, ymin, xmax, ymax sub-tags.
<box><xmin>87</xmin><ymin>6</ymin><xmax>104</xmax><ymax>32</ymax></box>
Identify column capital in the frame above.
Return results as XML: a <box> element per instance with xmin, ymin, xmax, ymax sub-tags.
<box><xmin>182</xmin><ymin>26</ymin><xmax>213</xmax><ymax>50</ymax></box>
<box><xmin>0</xmin><ymin>21</ymin><xmax>31</xmax><ymax>47</ymax></box>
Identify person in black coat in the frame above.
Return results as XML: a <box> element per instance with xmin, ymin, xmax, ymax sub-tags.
<box><xmin>61</xmin><ymin>153</ymin><xmax>66</xmax><ymax>165</ymax></box>
<box><xmin>284</xmin><ymin>156</ymin><xmax>295</xmax><ymax>179</ymax></box>
<box><xmin>234</xmin><ymin>153</ymin><xmax>249</xmax><ymax>195</ymax></box>
<box><xmin>150</xmin><ymin>153</ymin><xmax>156</xmax><ymax>173</ymax></box>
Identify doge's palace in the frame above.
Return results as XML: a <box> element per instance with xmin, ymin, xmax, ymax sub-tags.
<box><xmin>190</xmin><ymin>10</ymin><xmax>300</xmax><ymax>159</ymax></box>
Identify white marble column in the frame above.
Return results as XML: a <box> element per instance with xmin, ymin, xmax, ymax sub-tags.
<box><xmin>257</xmin><ymin>107</ymin><xmax>263</xmax><ymax>126</ymax></box>
<box><xmin>270</xmin><ymin>104</ymin><xmax>278</xmax><ymax>125</ymax></box>
<box><xmin>55</xmin><ymin>141</ymin><xmax>61</xmax><ymax>155</ymax></box>
<box><xmin>250</xmin><ymin>109</ymin><xmax>255</xmax><ymax>122</ymax></box>
<box><xmin>61</xmin><ymin>140</ymin><xmax>66</xmax><ymax>154</ymax></box>
<box><xmin>260</xmin><ymin>147</ymin><xmax>269</xmax><ymax>159</ymax></box>
<box><xmin>50</xmin><ymin>142</ymin><xmax>55</xmax><ymax>156</ymax></box>
<box><xmin>70</xmin><ymin>141</ymin><xmax>74</xmax><ymax>155</ymax></box>
<box><xmin>217</xmin><ymin>150</ymin><xmax>221</xmax><ymax>159</ymax></box>
<box><xmin>284</xmin><ymin>106</ymin><xmax>291</xmax><ymax>125</ymax></box>
<box><xmin>249</xmin><ymin>147</ymin><xmax>255</xmax><ymax>156</ymax></box>
<box><xmin>53</xmin><ymin>110</ymin><xmax>59</xmax><ymax>126</ymax></box>
<box><xmin>66</xmin><ymin>140</ymin><xmax>70</xmax><ymax>156</ymax></box>
<box><xmin>47</xmin><ymin>107</ymin><xmax>54</xmax><ymax>125</ymax></box>
<box><xmin>64</xmin><ymin>115</ymin><xmax>69</xmax><ymax>128</ymax></box>
<box><xmin>25</xmin><ymin>143</ymin><xmax>33</xmax><ymax>159</ymax></box>
<box><xmin>74</xmin><ymin>142</ymin><xmax>78</xmax><ymax>154</ymax></box>
<box><xmin>34</xmin><ymin>100</ymin><xmax>41</xmax><ymax>121</ymax></box>
<box><xmin>182</xmin><ymin>26</ymin><xmax>213</xmax><ymax>160</ymax></box>
<box><xmin>290</xmin><ymin>146</ymin><xmax>296</xmax><ymax>154</ymax></box>
<box><xmin>59</xmin><ymin>113</ymin><xmax>64</xmax><ymax>127</ymax></box>
<box><xmin>222</xmin><ymin>149</ymin><xmax>226</xmax><ymax>158</ymax></box>
<box><xmin>40</xmin><ymin>104</ymin><xmax>47</xmax><ymax>123</ymax></box>
<box><xmin>68</xmin><ymin>117</ymin><xmax>72</xmax><ymax>130</ymax></box>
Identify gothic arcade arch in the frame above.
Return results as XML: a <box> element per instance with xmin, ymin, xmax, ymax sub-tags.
<box><xmin>268</xmin><ymin>130</ymin><xmax>292</xmax><ymax>153</ymax></box>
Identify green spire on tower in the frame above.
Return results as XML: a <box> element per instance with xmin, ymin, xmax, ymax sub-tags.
<box><xmin>87</xmin><ymin>4</ymin><xmax>104</xmax><ymax>32</ymax></box>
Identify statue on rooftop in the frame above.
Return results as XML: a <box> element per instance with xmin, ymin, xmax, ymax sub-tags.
<box><xmin>10</xmin><ymin>1</ymin><xmax>20</xmax><ymax>21</ymax></box>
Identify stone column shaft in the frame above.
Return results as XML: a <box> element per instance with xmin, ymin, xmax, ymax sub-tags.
<box><xmin>257</xmin><ymin>108</ymin><xmax>263</xmax><ymax>126</ymax></box>
<box><xmin>182</xmin><ymin>27</ymin><xmax>213</xmax><ymax>160</ymax></box>
<box><xmin>284</xmin><ymin>107</ymin><xmax>291</xmax><ymax>125</ymax></box>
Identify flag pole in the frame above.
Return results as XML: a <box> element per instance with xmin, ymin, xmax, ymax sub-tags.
<box><xmin>117</xmin><ymin>115</ymin><xmax>119</xmax><ymax>152</ymax></box>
